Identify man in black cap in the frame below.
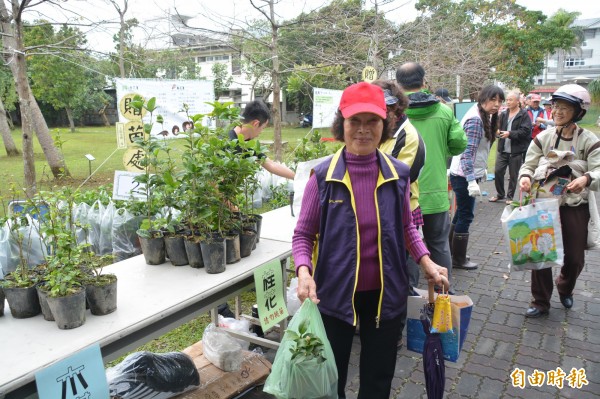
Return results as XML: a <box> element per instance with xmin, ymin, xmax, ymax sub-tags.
<box><xmin>435</xmin><ymin>88</ymin><xmax>453</xmax><ymax>105</ymax></box>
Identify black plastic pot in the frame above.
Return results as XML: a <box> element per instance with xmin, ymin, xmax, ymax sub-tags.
<box><xmin>86</xmin><ymin>276</ymin><xmax>118</xmax><ymax>315</ymax></box>
<box><xmin>0</xmin><ymin>287</ymin><xmax>4</xmax><ymax>317</ymax></box>
<box><xmin>165</xmin><ymin>235</ymin><xmax>189</xmax><ymax>266</ymax></box>
<box><xmin>184</xmin><ymin>237</ymin><xmax>204</xmax><ymax>268</ymax></box>
<box><xmin>200</xmin><ymin>237</ymin><xmax>226</xmax><ymax>274</ymax></box>
<box><xmin>3</xmin><ymin>284</ymin><xmax>41</xmax><ymax>319</ymax></box>
<box><xmin>47</xmin><ymin>287</ymin><xmax>86</xmax><ymax>330</ymax></box>
<box><xmin>36</xmin><ymin>284</ymin><xmax>55</xmax><ymax>321</ymax></box>
<box><xmin>225</xmin><ymin>234</ymin><xmax>241</xmax><ymax>264</ymax></box>
<box><xmin>240</xmin><ymin>229</ymin><xmax>258</xmax><ymax>258</ymax></box>
<box><xmin>250</xmin><ymin>214</ymin><xmax>263</xmax><ymax>244</ymax></box>
<box><xmin>138</xmin><ymin>230</ymin><xmax>166</xmax><ymax>265</ymax></box>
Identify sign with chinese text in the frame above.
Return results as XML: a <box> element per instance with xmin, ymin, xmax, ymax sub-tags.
<box><xmin>312</xmin><ymin>87</ymin><xmax>343</xmax><ymax>128</ymax></box>
<box><xmin>253</xmin><ymin>259</ymin><xmax>288</xmax><ymax>332</ymax></box>
<box><xmin>113</xmin><ymin>170</ymin><xmax>146</xmax><ymax>201</ymax></box>
<box><xmin>362</xmin><ymin>66</ymin><xmax>377</xmax><ymax>83</ymax></box>
<box><xmin>115</xmin><ymin>122</ymin><xmax>127</xmax><ymax>149</ymax></box>
<box><xmin>35</xmin><ymin>344</ymin><xmax>109</xmax><ymax>399</ymax></box>
<box><xmin>122</xmin><ymin>147</ymin><xmax>147</xmax><ymax>172</ymax></box>
<box><xmin>115</xmin><ymin>78</ymin><xmax>214</xmax><ymax>139</ymax></box>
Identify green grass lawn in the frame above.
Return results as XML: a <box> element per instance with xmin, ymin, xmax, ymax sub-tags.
<box><xmin>0</xmin><ymin>125</ymin><xmax>318</xmax><ymax>200</ymax></box>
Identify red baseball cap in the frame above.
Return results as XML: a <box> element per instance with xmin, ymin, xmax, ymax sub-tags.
<box><xmin>339</xmin><ymin>82</ymin><xmax>387</xmax><ymax>119</ymax></box>
<box><xmin>530</xmin><ymin>94</ymin><xmax>541</xmax><ymax>101</ymax></box>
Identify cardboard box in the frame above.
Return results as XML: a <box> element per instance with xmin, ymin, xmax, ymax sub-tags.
<box><xmin>175</xmin><ymin>341</ymin><xmax>272</xmax><ymax>399</ymax></box>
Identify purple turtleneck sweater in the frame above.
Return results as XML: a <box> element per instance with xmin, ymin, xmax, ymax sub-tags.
<box><xmin>293</xmin><ymin>150</ymin><xmax>430</xmax><ymax>291</ymax></box>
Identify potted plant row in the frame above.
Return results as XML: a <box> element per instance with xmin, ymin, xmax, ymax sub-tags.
<box><xmin>130</xmin><ymin>98</ymin><xmax>265</xmax><ymax>273</ymax></box>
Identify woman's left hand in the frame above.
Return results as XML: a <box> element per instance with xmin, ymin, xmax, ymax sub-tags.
<box><xmin>419</xmin><ymin>255</ymin><xmax>449</xmax><ymax>290</ymax></box>
<box><xmin>566</xmin><ymin>176</ymin><xmax>588</xmax><ymax>194</ymax></box>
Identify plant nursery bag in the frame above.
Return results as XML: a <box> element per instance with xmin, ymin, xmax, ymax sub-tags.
<box><xmin>500</xmin><ymin>198</ymin><xmax>563</xmax><ymax>271</ymax></box>
<box><xmin>406</xmin><ymin>290</ymin><xmax>473</xmax><ymax>363</ymax></box>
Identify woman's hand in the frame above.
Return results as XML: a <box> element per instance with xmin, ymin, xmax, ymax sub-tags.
<box><xmin>519</xmin><ymin>176</ymin><xmax>531</xmax><ymax>193</ymax></box>
<box><xmin>419</xmin><ymin>255</ymin><xmax>449</xmax><ymax>290</ymax></box>
<box><xmin>566</xmin><ymin>176</ymin><xmax>588</xmax><ymax>194</ymax></box>
<box><xmin>297</xmin><ymin>265</ymin><xmax>319</xmax><ymax>304</ymax></box>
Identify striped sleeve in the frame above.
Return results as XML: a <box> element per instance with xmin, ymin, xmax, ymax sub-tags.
<box><xmin>403</xmin><ymin>181</ymin><xmax>430</xmax><ymax>262</ymax></box>
<box><xmin>292</xmin><ymin>174</ymin><xmax>321</xmax><ymax>275</ymax></box>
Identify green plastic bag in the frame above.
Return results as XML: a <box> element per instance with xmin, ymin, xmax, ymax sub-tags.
<box><xmin>263</xmin><ymin>299</ymin><xmax>338</xmax><ymax>399</ymax></box>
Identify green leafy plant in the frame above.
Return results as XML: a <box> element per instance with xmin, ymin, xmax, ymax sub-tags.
<box><xmin>286</xmin><ymin>319</ymin><xmax>327</xmax><ymax>364</ymax></box>
<box><xmin>508</xmin><ymin>182</ymin><xmax>544</xmax><ymax>207</ymax></box>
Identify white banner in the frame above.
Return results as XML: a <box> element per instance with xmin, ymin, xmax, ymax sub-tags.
<box><xmin>115</xmin><ymin>78</ymin><xmax>215</xmax><ymax>139</ymax></box>
<box><xmin>312</xmin><ymin>87</ymin><xmax>343</xmax><ymax>128</ymax></box>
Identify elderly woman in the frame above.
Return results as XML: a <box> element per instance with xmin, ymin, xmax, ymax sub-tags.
<box><xmin>519</xmin><ymin>84</ymin><xmax>600</xmax><ymax>318</ymax></box>
<box><xmin>449</xmin><ymin>85</ymin><xmax>505</xmax><ymax>270</ymax></box>
<box><xmin>292</xmin><ymin>82</ymin><xmax>447</xmax><ymax>399</ymax></box>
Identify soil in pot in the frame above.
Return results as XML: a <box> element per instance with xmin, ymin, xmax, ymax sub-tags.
<box><xmin>86</xmin><ymin>274</ymin><xmax>118</xmax><ymax>315</ymax></box>
<box><xmin>46</xmin><ymin>287</ymin><xmax>86</xmax><ymax>330</ymax></box>
<box><xmin>240</xmin><ymin>229</ymin><xmax>258</xmax><ymax>258</ymax></box>
<box><xmin>165</xmin><ymin>235</ymin><xmax>189</xmax><ymax>266</ymax></box>
<box><xmin>36</xmin><ymin>284</ymin><xmax>55</xmax><ymax>321</ymax></box>
<box><xmin>138</xmin><ymin>230</ymin><xmax>166</xmax><ymax>265</ymax></box>
<box><xmin>225</xmin><ymin>234</ymin><xmax>241</xmax><ymax>264</ymax></box>
<box><xmin>184</xmin><ymin>237</ymin><xmax>204</xmax><ymax>268</ymax></box>
<box><xmin>3</xmin><ymin>284</ymin><xmax>41</xmax><ymax>318</ymax></box>
<box><xmin>200</xmin><ymin>237</ymin><xmax>226</xmax><ymax>274</ymax></box>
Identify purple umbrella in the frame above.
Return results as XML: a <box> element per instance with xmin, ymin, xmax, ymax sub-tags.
<box><xmin>421</xmin><ymin>282</ymin><xmax>446</xmax><ymax>399</ymax></box>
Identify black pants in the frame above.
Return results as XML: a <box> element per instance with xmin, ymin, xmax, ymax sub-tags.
<box><xmin>321</xmin><ymin>290</ymin><xmax>405</xmax><ymax>399</ymax></box>
<box><xmin>494</xmin><ymin>152</ymin><xmax>524</xmax><ymax>200</ymax></box>
<box><xmin>531</xmin><ymin>204</ymin><xmax>589</xmax><ymax>311</ymax></box>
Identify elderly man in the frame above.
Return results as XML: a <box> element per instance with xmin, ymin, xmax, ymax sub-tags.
<box><xmin>396</xmin><ymin>62</ymin><xmax>468</xmax><ymax>284</ymax></box>
<box><xmin>527</xmin><ymin>94</ymin><xmax>546</xmax><ymax>139</ymax></box>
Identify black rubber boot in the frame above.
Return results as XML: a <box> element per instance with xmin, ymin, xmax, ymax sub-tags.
<box><xmin>452</xmin><ymin>233</ymin><xmax>478</xmax><ymax>270</ymax></box>
<box><xmin>449</xmin><ymin>224</ymin><xmax>469</xmax><ymax>260</ymax></box>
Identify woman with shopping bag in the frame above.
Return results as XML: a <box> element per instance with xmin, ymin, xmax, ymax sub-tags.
<box><xmin>518</xmin><ymin>84</ymin><xmax>600</xmax><ymax>318</ymax></box>
<box><xmin>292</xmin><ymin>82</ymin><xmax>448</xmax><ymax>399</ymax></box>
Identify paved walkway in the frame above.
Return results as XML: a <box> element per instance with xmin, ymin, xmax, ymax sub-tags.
<box><xmin>248</xmin><ymin>179</ymin><xmax>600</xmax><ymax>399</ymax></box>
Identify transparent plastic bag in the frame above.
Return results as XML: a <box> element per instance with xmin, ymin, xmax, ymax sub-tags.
<box><xmin>217</xmin><ymin>315</ymin><xmax>256</xmax><ymax>350</ymax></box>
<box><xmin>72</xmin><ymin>202</ymin><xmax>91</xmax><ymax>246</ymax></box>
<box><xmin>85</xmin><ymin>200</ymin><xmax>103</xmax><ymax>254</ymax></box>
<box><xmin>263</xmin><ymin>299</ymin><xmax>338</xmax><ymax>399</ymax></box>
<box><xmin>98</xmin><ymin>201</ymin><xmax>115</xmax><ymax>255</ymax></box>
<box><xmin>106</xmin><ymin>351</ymin><xmax>200</xmax><ymax>399</ymax></box>
<box><xmin>112</xmin><ymin>207</ymin><xmax>143</xmax><ymax>262</ymax></box>
<box><xmin>3</xmin><ymin>216</ymin><xmax>47</xmax><ymax>274</ymax></box>
<box><xmin>202</xmin><ymin>323</ymin><xmax>242</xmax><ymax>371</ymax></box>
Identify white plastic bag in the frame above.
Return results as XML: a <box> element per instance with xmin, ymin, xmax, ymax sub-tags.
<box><xmin>292</xmin><ymin>156</ymin><xmax>332</xmax><ymax>217</ymax></box>
<box><xmin>286</xmin><ymin>277</ymin><xmax>301</xmax><ymax>316</ymax></box>
<box><xmin>202</xmin><ymin>323</ymin><xmax>242</xmax><ymax>371</ymax></box>
<box><xmin>217</xmin><ymin>315</ymin><xmax>256</xmax><ymax>350</ymax></box>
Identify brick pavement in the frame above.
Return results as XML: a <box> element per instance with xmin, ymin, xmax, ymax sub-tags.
<box><xmin>248</xmin><ymin>179</ymin><xmax>600</xmax><ymax>399</ymax></box>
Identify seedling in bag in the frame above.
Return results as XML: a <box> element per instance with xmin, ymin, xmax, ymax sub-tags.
<box><xmin>287</xmin><ymin>320</ymin><xmax>327</xmax><ymax>364</ymax></box>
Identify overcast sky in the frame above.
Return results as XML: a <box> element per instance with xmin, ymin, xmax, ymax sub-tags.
<box><xmin>25</xmin><ymin>0</ymin><xmax>600</xmax><ymax>55</ymax></box>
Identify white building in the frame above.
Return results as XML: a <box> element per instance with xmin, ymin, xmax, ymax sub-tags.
<box><xmin>535</xmin><ymin>18</ymin><xmax>600</xmax><ymax>89</ymax></box>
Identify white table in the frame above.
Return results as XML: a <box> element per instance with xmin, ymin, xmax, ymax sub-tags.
<box><xmin>260</xmin><ymin>206</ymin><xmax>297</xmax><ymax>243</ymax></box>
<box><xmin>0</xmin><ymin>238</ymin><xmax>291</xmax><ymax>398</ymax></box>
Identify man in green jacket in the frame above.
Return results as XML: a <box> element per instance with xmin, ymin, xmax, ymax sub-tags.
<box><xmin>396</xmin><ymin>62</ymin><xmax>467</xmax><ymax>288</ymax></box>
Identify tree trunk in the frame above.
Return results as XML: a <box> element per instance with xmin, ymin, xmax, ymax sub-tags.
<box><xmin>0</xmin><ymin>2</ymin><xmax>69</xmax><ymax>180</ymax></box>
<box><xmin>20</xmin><ymin>101</ymin><xmax>37</xmax><ymax>197</ymax></box>
<box><xmin>100</xmin><ymin>104</ymin><xmax>110</xmax><ymax>126</ymax></box>
<box><xmin>65</xmin><ymin>107</ymin><xmax>75</xmax><ymax>132</ymax></box>
<box><xmin>269</xmin><ymin>1</ymin><xmax>283</xmax><ymax>162</ymax></box>
<box><xmin>0</xmin><ymin>97</ymin><xmax>20</xmax><ymax>156</ymax></box>
<box><xmin>28</xmin><ymin>83</ymin><xmax>69</xmax><ymax>177</ymax></box>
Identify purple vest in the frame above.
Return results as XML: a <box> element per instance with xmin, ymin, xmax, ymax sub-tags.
<box><xmin>312</xmin><ymin>149</ymin><xmax>410</xmax><ymax>325</ymax></box>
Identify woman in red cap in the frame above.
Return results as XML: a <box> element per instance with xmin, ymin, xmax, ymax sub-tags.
<box><xmin>293</xmin><ymin>82</ymin><xmax>448</xmax><ymax>398</ymax></box>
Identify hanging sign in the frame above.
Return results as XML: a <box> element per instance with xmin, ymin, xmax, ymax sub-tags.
<box><xmin>362</xmin><ymin>66</ymin><xmax>377</xmax><ymax>83</ymax></box>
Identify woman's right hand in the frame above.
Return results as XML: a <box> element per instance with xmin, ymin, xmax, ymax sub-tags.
<box><xmin>519</xmin><ymin>176</ymin><xmax>531</xmax><ymax>193</ymax></box>
<box><xmin>297</xmin><ymin>265</ymin><xmax>319</xmax><ymax>304</ymax></box>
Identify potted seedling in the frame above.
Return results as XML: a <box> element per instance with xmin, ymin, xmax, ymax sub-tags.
<box><xmin>81</xmin><ymin>250</ymin><xmax>118</xmax><ymax>316</ymax></box>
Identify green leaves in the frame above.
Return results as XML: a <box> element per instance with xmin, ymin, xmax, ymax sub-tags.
<box><xmin>287</xmin><ymin>319</ymin><xmax>327</xmax><ymax>364</ymax></box>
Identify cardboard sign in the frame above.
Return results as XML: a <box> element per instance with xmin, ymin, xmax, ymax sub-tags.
<box><xmin>113</xmin><ymin>170</ymin><xmax>146</xmax><ymax>201</ymax></box>
<box><xmin>35</xmin><ymin>344</ymin><xmax>109</xmax><ymax>399</ymax></box>
<box><xmin>253</xmin><ymin>259</ymin><xmax>288</xmax><ymax>332</ymax></box>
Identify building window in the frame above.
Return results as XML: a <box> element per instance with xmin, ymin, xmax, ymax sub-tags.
<box><xmin>565</xmin><ymin>58</ymin><xmax>585</xmax><ymax>67</ymax></box>
<box><xmin>584</xmin><ymin>29</ymin><xmax>595</xmax><ymax>39</ymax></box>
<box><xmin>196</xmin><ymin>55</ymin><xmax>230</xmax><ymax>63</ymax></box>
